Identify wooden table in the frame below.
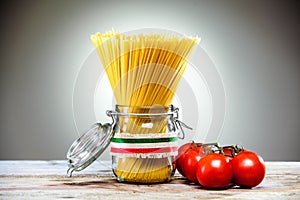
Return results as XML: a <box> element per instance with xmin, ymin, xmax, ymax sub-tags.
<box><xmin>0</xmin><ymin>161</ymin><xmax>299</xmax><ymax>199</ymax></box>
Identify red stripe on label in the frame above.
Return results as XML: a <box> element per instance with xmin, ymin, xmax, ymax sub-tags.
<box><xmin>111</xmin><ymin>147</ymin><xmax>177</xmax><ymax>154</ymax></box>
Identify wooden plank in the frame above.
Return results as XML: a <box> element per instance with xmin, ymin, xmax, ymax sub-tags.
<box><xmin>0</xmin><ymin>161</ymin><xmax>299</xmax><ymax>199</ymax></box>
<box><xmin>0</xmin><ymin>160</ymin><xmax>112</xmax><ymax>176</ymax></box>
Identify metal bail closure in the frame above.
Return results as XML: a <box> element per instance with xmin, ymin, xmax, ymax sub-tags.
<box><xmin>169</xmin><ymin>105</ymin><xmax>193</xmax><ymax>140</ymax></box>
<box><xmin>66</xmin><ymin>113</ymin><xmax>116</xmax><ymax>177</ymax></box>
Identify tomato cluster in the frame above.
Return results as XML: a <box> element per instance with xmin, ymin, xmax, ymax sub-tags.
<box><xmin>176</xmin><ymin>142</ymin><xmax>266</xmax><ymax>189</ymax></box>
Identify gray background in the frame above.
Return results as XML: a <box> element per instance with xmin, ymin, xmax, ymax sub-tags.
<box><xmin>0</xmin><ymin>0</ymin><xmax>299</xmax><ymax>161</ymax></box>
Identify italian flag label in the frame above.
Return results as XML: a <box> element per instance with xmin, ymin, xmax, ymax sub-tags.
<box><xmin>110</xmin><ymin>133</ymin><xmax>178</xmax><ymax>158</ymax></box>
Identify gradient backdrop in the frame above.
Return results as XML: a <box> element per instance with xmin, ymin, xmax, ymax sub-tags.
<box><xmin>0</xmin><ymin>0</ymin><xmax>299</xmax><ymax>161</ymax></box>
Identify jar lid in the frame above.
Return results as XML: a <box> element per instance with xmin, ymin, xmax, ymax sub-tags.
<box><xmin>66</xmin><ymin>122</ymin><xmax>115</xmax><ymax>177</ymax></box>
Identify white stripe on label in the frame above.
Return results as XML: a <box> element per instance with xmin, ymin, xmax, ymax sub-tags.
<box><xmin>110</xmin><ymin>141</ymin><xmax>178</xmax><ymax>149</ymax></box>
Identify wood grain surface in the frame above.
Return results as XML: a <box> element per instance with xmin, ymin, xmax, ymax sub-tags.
<box><xmin>0</xmin><ymin>161</ymin><xmax>299</xmax><ymax>199</ymax></box>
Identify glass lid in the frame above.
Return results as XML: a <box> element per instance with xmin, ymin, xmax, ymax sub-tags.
<box><xmin>66</xmin><ymin>121</ymin><xmax>115</xmax><ymax>177</ymax></box>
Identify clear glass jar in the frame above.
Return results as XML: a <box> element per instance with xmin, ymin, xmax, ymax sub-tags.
<box><xmin>109</xmin><ymin>105</ymin><xmax>179</xmax><ymax>183</ymax></box>
<box><xmin>66</xmin><ymin>104</ymin><xmax>190</xmax><ymax>184</ymax></box>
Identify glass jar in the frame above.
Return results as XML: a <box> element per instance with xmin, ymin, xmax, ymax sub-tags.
<box><xmin>110</xmin><ymin>105</ymin><xmax>178</xmax><ymax>183</ymax></box>
<box><xmin>66</xmin><ymin>105</ymin><xmax>190</xmax><ymax>184</ymax></box>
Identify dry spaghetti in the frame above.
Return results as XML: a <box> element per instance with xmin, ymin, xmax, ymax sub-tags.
<box><xmin>91</xmin><ymin>30</ymin><xmax>199</xmax><ymax>183</ymax></box>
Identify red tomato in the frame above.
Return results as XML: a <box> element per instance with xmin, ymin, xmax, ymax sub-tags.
<box><xmin>182</xmin><ymin>149</ymin><xmax>203</xmax><ymax>183</ymax></box>
<box><xmin>176</xmin><ymin>142</ymin><xmax>203</xmax><ymax>176</ymax></box>
<box><xmin>223</xmin><ymin>147</ymin><xmax>234</xmax><ymax>157</ymax></box>
<box><xmin>196</xmin><ymin>154</ymin><xmax>232</xmax><ymax>189</ymax></box>
<box><xmin>176</xmin><ymin>143</ymin><xmax>195</xmax><ymax>176</ymax></box>
<box><xmin>231</xmin><ymin>151</ymin><xmax>266</xmax><ymax>188</ymax></box>
<box><xmin>222</xmin><ymin>147</ymin><xmax>236</xmax><ymax>162</ymax></box>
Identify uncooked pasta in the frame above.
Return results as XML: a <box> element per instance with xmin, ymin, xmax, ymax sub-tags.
<box><xmin>91</xmin><ymin>30</ymin><xmax>199</xmax><ymax>183</ymax></box>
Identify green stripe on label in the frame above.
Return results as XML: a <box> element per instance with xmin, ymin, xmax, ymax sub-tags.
<box><xmin>111</xmin><ymin>137</ymin><xmax>178</xmax><ymax>143</ymax></box>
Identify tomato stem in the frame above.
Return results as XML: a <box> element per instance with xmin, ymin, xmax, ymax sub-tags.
<box><xmin>184</xmin><ymin>142</ymin><xmax>245</xmax><ymax>157</ymax></box>
<box><xmin>192</xmin><ymin>140</ymin><xmax>197</xmax><ymax>149</ymax></box>
<box><xmin>197</xmin><ymin>142</ymin><xmax>219</xmax><ymax>147</ymax></box>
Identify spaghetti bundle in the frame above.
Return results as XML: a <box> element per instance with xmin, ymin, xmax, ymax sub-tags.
<box><xmin>91</xmin><ymin>30</ymin><xmax>199</xmax><ymax>183</ymax></box>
